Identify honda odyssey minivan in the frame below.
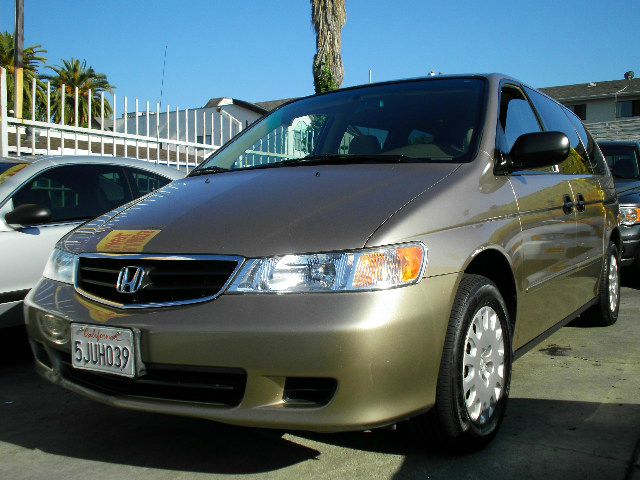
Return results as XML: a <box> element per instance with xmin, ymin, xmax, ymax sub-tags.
<box><xmin>23</xmin><ymin>74</ymin><xmax>619</xmax><ymax>451</ymax></box>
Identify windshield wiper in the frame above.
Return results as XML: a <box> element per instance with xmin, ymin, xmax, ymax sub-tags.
<box><xmin>189</xmin><ymin>165</ymin><xmax>230</xmax><ymax>177</ymax></box>
<box><xmin>281</xmin><ymin>153</ymin><xmax>430</xmax><ymax>166</ymax></box>
<box><xmin>190</xmin><ymin>154</ymin><xmax>432</xmax><ymax>175</ymax></box>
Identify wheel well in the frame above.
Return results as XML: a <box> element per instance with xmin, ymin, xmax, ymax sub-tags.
<box><xmin>610</xmin><ymin>227</ymin><xmax>622</xmax><ymax>253</ymax></box>
<box><xmin>465</xmin><ymin>249</ymin><xmax>517</xmax><ymax>331</ymax></box>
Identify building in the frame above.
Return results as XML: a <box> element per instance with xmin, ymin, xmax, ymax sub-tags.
<box><xmin>540</xmin><ymin>77</ymin><xmax>640</xmax><ymax>123</ymax></box>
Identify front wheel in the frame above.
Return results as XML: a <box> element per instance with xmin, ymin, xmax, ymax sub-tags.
<box><xmin>409</xmin><ymin>274</ymin><xmax>512</xmax><ymax>452</ymax></box>
<box><xmin>582</xmin><ymin>241</ymin><xmax>620</xmax><ymax>327</ymax></box>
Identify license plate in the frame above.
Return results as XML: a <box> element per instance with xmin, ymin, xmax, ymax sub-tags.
<box><xmin>71</xmin><ymin>324</ymin><xmax>137</xmax><ymax>378</ymax></box>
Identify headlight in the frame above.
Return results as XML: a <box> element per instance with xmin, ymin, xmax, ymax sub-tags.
<box><xmin>43</xmin><ymin>248</ymin><xmax>78</xmax><ymax>284</ymax></box>
<box><xmin>619</xmin><ymin>206</ymin><xmax>640</xmax><ymax>226</ymax></box>
<box><xmin>228</xmin><ymin>242</ymin><xmax>427</xmax><ymax>294</ymax></box>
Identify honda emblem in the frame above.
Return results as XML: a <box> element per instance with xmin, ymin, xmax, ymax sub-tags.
<box><xmin>116</xmin><ymin>266</ymin><xmax>146</xmax><ymax>294</ymax></box>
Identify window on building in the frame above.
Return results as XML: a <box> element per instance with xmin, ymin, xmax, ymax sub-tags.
<box><xmin>197</xmin><ymin>135</ymin><xmax>213</xmax><ymax>145</ymax></box>
<box><xmin>567</xmin><ymin>103</ymin><xmax>586</xmax><ymax>121</ymax></box>
<box><xmin>616</xmin><ymin>99</ymin><xmax>640</xmax><ymax>118</ymax></box>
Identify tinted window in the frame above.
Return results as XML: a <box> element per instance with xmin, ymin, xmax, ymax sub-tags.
<box><xmin>599</xmin><ymin>144</ymin><xmax>639</xmax><ymax>179</ymax></box>
<box><xmin>499</xmin><ymin>86</ymin><xmax>541</xmax><ymax>152</ymax></box>
<box><xmin>198</xmin><ymin>78</ymin><xmax>487</xmax><ymax>170</ymax></box>
<box><xmin>12</xmin><ymin>165</ymin><xmax>131</xmax><ymax>223</ymax></box>
<box><xmin>564</xmin><ymin>111</ymin><xmax>609</xmax><ymax>176</ymax></box>
<box><xmin>128</xmin><ymin>168</ymin><xmax>171</xmax><ymax>197</ymax></box>
<box><xmin>525</xmin><ymin>87</ymin><xmax>593</xmax><ymax>175</ymax></box>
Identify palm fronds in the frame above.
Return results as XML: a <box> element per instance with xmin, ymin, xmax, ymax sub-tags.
<box><xmin>44</xmin><ymin>58</ymin><xmax>114</xmax><ymax>127</ymax></box>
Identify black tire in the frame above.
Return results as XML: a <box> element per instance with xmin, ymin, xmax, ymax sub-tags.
<box><xmin>410</xmin><ymin>274</ymin><xmax>512</xmax><ymax>452</ymax></box>
<box><xmin>581</xmin><ymin>241</ymin><xmax>620</xmax><ymax>327</ymax></box>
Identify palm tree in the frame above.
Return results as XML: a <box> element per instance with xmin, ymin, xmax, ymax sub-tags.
<box><xmin>0</xmin><ymin>31</ymin><xmax>47</xmax><ymax>119</ymax></box>
<box><xmin>310</xmin><ymin>0</ymin><xmax>346</xmax><ymax>94</ymax></box>
<box><xmin>45</xmin><ymin>58</ymin><xmax>114</xmax><ymax>127</ymax></box>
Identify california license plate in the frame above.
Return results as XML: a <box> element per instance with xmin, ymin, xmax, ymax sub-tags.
<box><xmin>71</xmin><ymin>324</ymin><xmax>137</xmax><ymax>378</ymax></box>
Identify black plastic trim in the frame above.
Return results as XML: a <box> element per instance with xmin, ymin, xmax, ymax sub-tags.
<box><xmin>514</xmin><ymin>297</ymin><xmax>598</xmax><ymax>360</ymax></box>
<box><xmin>0</xmin><ymin>288</ymin><xmax>29</xmax><ymax>304</ymax></box>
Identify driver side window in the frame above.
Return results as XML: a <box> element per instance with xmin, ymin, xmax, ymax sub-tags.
<box><xmin>499</xmin><ymin>86</ymin><xmax>552</xmax><ymax>172</ymax></box>
<box><xmin>499</xmin><ymin>86</ymin><xmax>542</xmax><ymax>152</ymax></box>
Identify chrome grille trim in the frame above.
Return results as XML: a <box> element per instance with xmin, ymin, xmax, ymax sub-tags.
<box><xmin>74</xmin><ymin>253</ymin><xmax>245</xmax><ymax>309</ymax></box>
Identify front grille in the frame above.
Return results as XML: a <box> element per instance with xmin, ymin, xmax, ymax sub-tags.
<box><xmin>56</xmin><ymin>351</ymin><xmax>246</xmax><ymax>406</ymax></box>
<box><xmin>76</xmin><ymin>254</ymin><xmax>241</xmax><ymax>308</ymax></box>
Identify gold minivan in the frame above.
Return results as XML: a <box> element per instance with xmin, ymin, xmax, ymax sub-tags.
<box><xmin>23</xmin><ymin>74</ymin><xmax>619</xmax><ymax>451</ymax></box>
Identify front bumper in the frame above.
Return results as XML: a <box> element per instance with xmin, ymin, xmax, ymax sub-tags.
<box><xmin>24</xmin><ymin>274</ymin><xmax>458</xmax><ymax>432</ymax></box>
<box><xmin>620</xmin><ymin>224</ymin><xmax>640</xmax><ymax>266</ymax></box>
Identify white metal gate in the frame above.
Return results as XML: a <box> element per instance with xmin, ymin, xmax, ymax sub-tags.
<box><xmin>0</xmin><ymin>68</ymin><xmax>243</xmax><ymax>172</ymax></box>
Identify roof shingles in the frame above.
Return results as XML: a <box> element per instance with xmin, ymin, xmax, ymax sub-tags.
<box><xmin>540</xmin><ymin>78</ymin><xmax>640</xmax><ymax>102</ymax></box>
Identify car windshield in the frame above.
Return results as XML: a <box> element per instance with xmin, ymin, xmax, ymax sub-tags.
<box><xmin>600</xmin><ymin>145</ymin><xmax>640</xmax><ymax>179</ymax></box>
<box><xmin>0</xmin><ymin>162</ymin><xmax>28</xmax><ymax>185</ymax></box>
<box><xmin>193</xmin><ymin>78</ymin><xmax>486</xmax><ymax>174</ymax></box>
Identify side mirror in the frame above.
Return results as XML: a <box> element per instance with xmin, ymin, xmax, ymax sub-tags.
<box><xmin>509</xmin><ymin>131</ymin><xmax>570</xmax><ymax>170</ymax></box>
<box><xmin>4</xmin><ymin>203</ymin><xmax>52</xmax><ymax>227</ymax></box>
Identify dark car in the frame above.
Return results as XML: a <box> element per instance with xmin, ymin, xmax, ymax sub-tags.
<box><xmin>598</xmin><ymin>141</ymin><xmax>640</xmax><ymax>269</ymax></box>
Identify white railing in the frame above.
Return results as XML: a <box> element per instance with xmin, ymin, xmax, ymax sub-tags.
<box><xmin>0</xmin><ymin>68</ymin><xmax>243</xmax><ymax>172</ymax></box>
<box><xmin>586</xmin><ymin>117</ymin><xmax>640</xmax><ymax>142</ymax></box>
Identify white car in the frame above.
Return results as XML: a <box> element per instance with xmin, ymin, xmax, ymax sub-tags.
<box><xmin>0</xmin><ymin>156</ymin><xmax>184</xmax><ymax>327</ymax></box>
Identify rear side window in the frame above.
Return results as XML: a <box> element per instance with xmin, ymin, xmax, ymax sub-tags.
<box><xmin>564</xmin><ymin>111</ymin><xmax>609</xmax><ymax>176</ymax></box>
<box><xmin>127</xmin><ymin>168</ymin><xmax>171</xmax><ymax>197</ymax></box>
<box><xmin>499</xmin><ymin>86</ymin><xmax>541</xmax><ymax>152</ymax></box>
<box><xmin>524</xmin><ymin>87</ymin><xmax>593</xmax><ymax>175</ymax></box>
<box><xmin>12</xmin><ymin>165</ymin><xmax>131</xmax><ymax>223</ymax></box>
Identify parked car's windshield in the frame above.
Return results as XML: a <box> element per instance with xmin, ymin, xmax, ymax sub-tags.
<box><xmin>0</xmin><ymin>162</ymin><xmax>28</xmax><ymax>185</ymax></box>
<box><xmin>194</xmin><ymin>78</ymin><xmax>486</xmax><ymax>173</ymax></box>
<box><xmin>600</xmin><ymin>145</ymin><xmax>640</xmax><ymax>179</ymax></box>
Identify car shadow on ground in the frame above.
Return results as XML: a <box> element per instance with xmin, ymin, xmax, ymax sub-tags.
<box><xmin>1</xmin><ymin>329</ymin><xmax>319</xmax><ymax>475</ymax></box>
<box><xmin>622</xmin><ymin>269</ymin><xmax>640</xmax><ymax>290</ymax></box>
<box><xmin>2</xmin><ymin>342</ymin><xmax>639</xmax><ymax>479</ymax></box>
<box><xmin>303</xmin><ymin>399</ymin><xmax>640</xmax><ymax>480</ymax></box>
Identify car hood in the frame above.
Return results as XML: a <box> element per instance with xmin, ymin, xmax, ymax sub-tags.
<box><xmin>61</xmin><ymin>163</ymin><xmax>460</xmax><ymax>257</ymax></box>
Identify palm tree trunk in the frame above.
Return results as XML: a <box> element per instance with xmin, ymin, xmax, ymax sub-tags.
<box><xmin>311</xmin><ymin>0</ymin><xmax>346</xmax><ymax>94</ymax></box>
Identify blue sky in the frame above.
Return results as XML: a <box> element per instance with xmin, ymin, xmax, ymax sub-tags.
<box><xmin>2</xmin><ymin>0</ymin><xmax>638</xmax><ymax>109</ymax></box>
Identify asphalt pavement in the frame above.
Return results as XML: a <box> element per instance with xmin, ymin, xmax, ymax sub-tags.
<box><xmin>1</xmin><ymin>276</ymin><xmax>639</xmax><ymax>480</ymax></box>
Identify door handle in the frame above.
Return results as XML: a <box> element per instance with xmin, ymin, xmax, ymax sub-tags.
<box><xmin>576</xmin><ymin>193</ymin><xmax>586</xmax><ymax>212</ymax></box>
<box><xmin>562</xmin><ymin>194</ymin><xmax>574</xmax><ymax>214</ymax></box>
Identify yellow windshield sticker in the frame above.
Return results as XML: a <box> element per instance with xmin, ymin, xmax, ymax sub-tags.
<box><xmin>96</xmin><ymin>229</ymin><xmax>161</xmax><ymax>253</ymax></box>
<box><xmin>0</xmin><ymin>164</ymin><xmax>28</xmax><ymax>185</ymax></box>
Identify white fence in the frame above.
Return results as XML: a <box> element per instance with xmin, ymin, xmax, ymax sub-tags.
<box><xmin>586</xmin><ymin>117</ymin><xmax>640</xmax><ymax>142</ymax></box>
<box><xmin>0</xmin><ymin>68</ymin><xmax>243</xmax><ymax>172</ymax></box>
